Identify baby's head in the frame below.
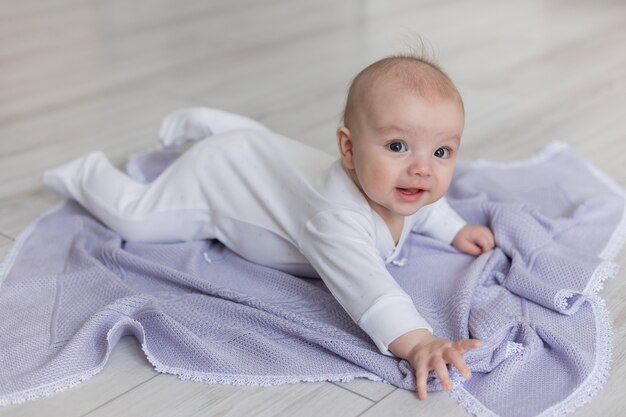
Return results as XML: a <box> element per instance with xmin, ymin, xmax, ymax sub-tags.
<box><xmin>337</xmin><ymin>55</ymin><xmax>465</xmax><ymax>225</ymax></box>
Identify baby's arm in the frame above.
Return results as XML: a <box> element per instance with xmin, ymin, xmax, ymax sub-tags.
<box><xmin>159</xmin><ymin>107</ymin><xmax>268</xmax><ymax>148</ymax></box>
<box><xmin>301</xmin><ymin>210</ymin><xmax>482</xmax><ymax>398</ymax></box>
<box><xmin>388</xmin><ymin>329</ymin><xmax>480</xmax><ymax>400</ymax></box>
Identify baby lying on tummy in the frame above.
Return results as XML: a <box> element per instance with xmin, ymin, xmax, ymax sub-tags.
<box><xmin>43</xmin><ymin>55</ymin><xmax>495</xmax><ymax>400</ymax></box>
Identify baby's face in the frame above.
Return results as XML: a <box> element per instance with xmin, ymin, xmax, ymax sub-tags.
<box><xmin>340</xmin><ymin>89</ymin><xmax>464</xmax><ymax>225</ymax></box>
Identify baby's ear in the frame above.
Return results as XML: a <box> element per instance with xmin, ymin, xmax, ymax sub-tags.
<box><xmin>336</xmin><ymin>126</ymin><xmax>355</xmax><ymax>170</ymax></box>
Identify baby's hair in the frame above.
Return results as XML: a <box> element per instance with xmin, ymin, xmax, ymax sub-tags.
<box><xmin>342</xmin><ymin>54</ymin><xmax>463</xmax><ymax>129</ymax></box>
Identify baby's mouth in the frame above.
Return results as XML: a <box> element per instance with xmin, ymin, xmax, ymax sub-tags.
<box><xmin>398</xmin><ymin>187</ymin><xmax>421</xmax><ymax>194</ymax></box>
<box><xmin>396</xmin><ymin>187</ymin><xmax>425</xmax><ymax>201</ymax></box>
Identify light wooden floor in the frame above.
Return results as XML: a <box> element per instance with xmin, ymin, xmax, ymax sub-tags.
<box><xmin>1</xmin><ymin>1</ymin><xmax>625</xmax><ymax>416</ymax></box>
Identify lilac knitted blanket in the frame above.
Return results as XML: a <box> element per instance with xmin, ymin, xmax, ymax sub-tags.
<box><xmin>1</xmin><ymin>143</ymin><xmax>624</xmax><ymax>417</ymax></box>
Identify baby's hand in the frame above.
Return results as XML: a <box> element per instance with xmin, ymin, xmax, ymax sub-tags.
<box><xmin>389</xmin><ymin>329</ymin><xmax>481</xmax><ymax>400</ymax></box>
<box><xmin>452</xmin><ymin>225</ymin><xmax>495</xmax><ymax>256</ymax></box>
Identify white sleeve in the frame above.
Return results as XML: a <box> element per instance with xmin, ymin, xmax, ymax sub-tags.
<box><xmin>158</xmin><ymin>107</ymin><xmax>268</xmax><ymax>148</ymax></box>
<box><xmin>300</xmin><ymin>210</ymin><xmax>433</xmax><ymax>356</ymax></box>
<box><xmin>411</xmin><ymin>197</ymin><xmax>466</xmax><ymax>244</ymax></box>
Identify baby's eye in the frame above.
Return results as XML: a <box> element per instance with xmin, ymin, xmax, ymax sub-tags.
<box><xmin>434</xmin><ymin>147</ymin><xmax>450</xmax><ymax>158</ymax></box>
<box><xmin>388</xmin><ymin>141</ymin><xmax>408</xmax><ymax>153</ymax></box>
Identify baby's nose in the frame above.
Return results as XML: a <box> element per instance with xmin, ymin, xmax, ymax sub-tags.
<box><xmin>408</xmin><ymin>159</ymin><xmax>432</xmax><ymax>176</ymax></box>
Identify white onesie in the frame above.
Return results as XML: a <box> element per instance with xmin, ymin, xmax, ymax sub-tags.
<box><xmin>43</xmin><ymin>108</ymin><xmax>466</xmax><ymax>355</ymax></box>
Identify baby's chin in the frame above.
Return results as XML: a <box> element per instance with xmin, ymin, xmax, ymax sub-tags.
<box><xmin>393</xmin><ymin>201</ymin><xmax>429</xmax><ymax>217</ymax></box>
<box><xmin>395</xmin><ymin>195</ymin><xmax>442</xmax><ymax>216</ymax></box>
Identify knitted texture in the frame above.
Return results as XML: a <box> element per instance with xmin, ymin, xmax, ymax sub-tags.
<box><xmin>0</xmin><ymin>143</ymin><xmax>624</xmax><ymax>417</ymax></box>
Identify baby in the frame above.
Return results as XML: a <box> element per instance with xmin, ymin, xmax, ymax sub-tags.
<box><xmin>43</xmin><ymin>55</ymin><xmax>495</xmax><ymax>400</ymax></box>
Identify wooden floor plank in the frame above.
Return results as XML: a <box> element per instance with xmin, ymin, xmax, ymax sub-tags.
<box><xmin>84</xmin><ymin>376</ymin><xmax>373</xmax><ymax>417</ymax></box>
<box><xmin>333</xmin><ymin>379</ymin><xmax>396</xmax><ymax>403</ymax></box>
<box><xmin>359</xmin><ymin>387</ymin><xmax>471</xmax><ymax>417</ymax></box>
<box><xmin>0</xmin><ymin>337</ymin><xmax>159</xmax><ymax>417</ymax></box>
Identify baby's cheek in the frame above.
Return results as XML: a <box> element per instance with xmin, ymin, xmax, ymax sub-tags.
<box><xmin>364</xmin><ymin>166</ymin><xmax>389</xmax><ymax>188</ymax></box>
<box><xmin>439</xmin><ymin>171</ymin><xmax>455</xmax><ymax>192</ymax></box>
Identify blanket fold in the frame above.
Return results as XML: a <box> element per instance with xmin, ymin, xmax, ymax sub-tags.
<box><xmin>1</xmin><ymin>142</ymin><xmax>624</xmax><ymax>417</ymax></box>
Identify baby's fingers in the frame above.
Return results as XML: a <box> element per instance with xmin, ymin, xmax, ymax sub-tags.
<box><xmin>476</xmin><ymin>232</ymin><xmax>495</xmax><ymax>252</ymax></box>
<box><xmin>445</xmin><ymin>348</ymin><xmax>472</xmax><ymax>381</ymax></box>
<box><xmin>433</xmin><ymin>358</ymin><xmax>452</xmax><ymax>392</ymax></box>
<box><xmin>415</xmin><ymin>363</ymin><xmax>429</xmax><ymax>400</ymax></box>
<box><xmin>458</xmin><ymin>240</ymin><xmax>483</xmax><ymax>256</ymax></box>
<box><xmin>453</xmin><ymin>338</ymin><xmax>482</xmax><ymax>353</ymax></box>
<box><xmin>449</xmin><ymin>339</ymin><xmax>481</xmax><ymax>380</ymax></box>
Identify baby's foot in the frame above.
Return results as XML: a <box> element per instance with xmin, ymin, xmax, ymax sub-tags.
<box><xmin>158</xmin><ymin>107</ymin><xmax>214</xmax><ymax>148</ymax></box>
<box><xmin>42</xmin><ymin>152</ymin><xmax>105</xmax><ymax>198</ymax></box>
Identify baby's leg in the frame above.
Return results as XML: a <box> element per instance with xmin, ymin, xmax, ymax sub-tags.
<box><xmin>159</xmin><ymin>107</ymin><xmax>268</xmax><ymax>148</ymax></box>
<box><xmin>43</xmin><ymin>151</ymin><xmax>213</xmax><ymax>243</ymax></box>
